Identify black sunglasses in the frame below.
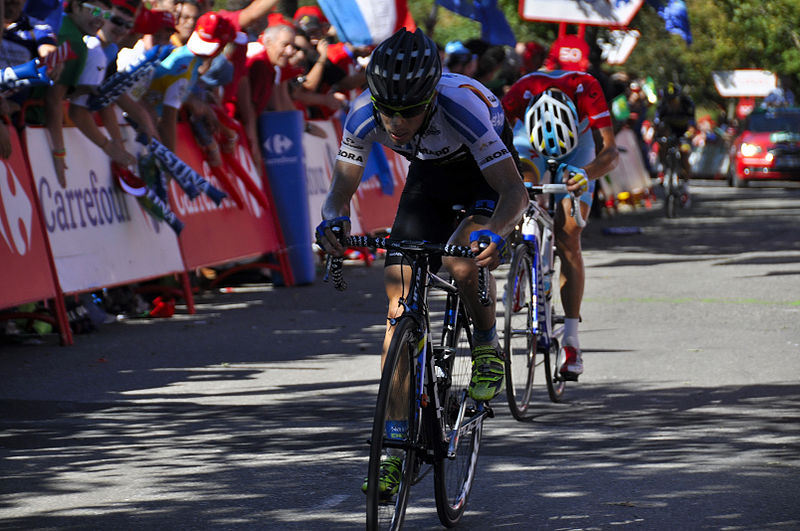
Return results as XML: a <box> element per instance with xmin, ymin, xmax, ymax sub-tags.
<box><xmin>110</xmin><ymin>15</ymin><xmax>133</xmax><ymax>29</ymax></box>
<box><xmin>372</xmin><ymin>96</ymin><xmax>432</xmax><ymax>119</ymax></box>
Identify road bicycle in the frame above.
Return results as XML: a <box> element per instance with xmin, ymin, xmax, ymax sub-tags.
<box><xmin>325</xmin><ymin>236</ymin><xmax>493</xmax><ymax>529</ymax></box>
<box><xmin>503</xmin><ymin>162</ymin><xmax>585</xmax><ymax>418</ymax></box>
<box><xmin>660</xmin><ymin>135</ymin><xmax>689</xmax><ymax>218</ymax></box>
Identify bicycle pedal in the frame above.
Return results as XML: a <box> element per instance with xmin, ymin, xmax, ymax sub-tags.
<box><xmin>558</xmin><ymin>373</ymin><xmax>579</xmax><ymax>382</ymax></box>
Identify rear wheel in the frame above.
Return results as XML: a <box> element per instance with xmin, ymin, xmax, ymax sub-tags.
<box><xmin>547</xmin><ymin>254</ymin><xmax>566</xmax><ymax>403</ymax></box>
<box><xmin>366</xmin><ymin>317</ymin><xmax>421</xmax><ymax>530</ymax></box>
<box><xmin>434</xmin><ymin>308</ymin><xmax>482</xmax><ymax>527</ymax></box>
<box><xmin>503</xmin><ymin>244</ymin><xmax>535</xmax><ymax>420</ymax></box>
<box><xmin>543</xmin><ymin>337</ymin><xmax>566</xmax><ymax>402</ymax></box>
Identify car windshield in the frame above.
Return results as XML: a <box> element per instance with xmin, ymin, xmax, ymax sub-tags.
<box><xmin>747</xmin><ymin>111</ymin><xmax>800</xmax><ymax>133</ymax></box>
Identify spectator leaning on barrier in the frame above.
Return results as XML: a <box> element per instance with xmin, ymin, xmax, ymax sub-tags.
<box><xmin>67</xmin><ymin>0</ymin><xmax>138</xmax><ymax>171</ymax></box>
<box><xmin>2</xmin><ymin>0</ymin><xmax>58</xmax><ymax>158</ymax></box>
<box><xmin>41</xmin><ymin>0</ymin><xmax>115</xmax><ymax>187</ymax></box>
<box><xmin>111</xmin><ymin>6</ymin><xmax>173</xmax><ymax>140</ymax></box>
<box><xmin>146</xmin><ymin>11</ymin><xmax>234</xmax><ymax>151</ymax></box>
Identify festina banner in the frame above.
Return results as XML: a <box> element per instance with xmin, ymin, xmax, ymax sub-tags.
<box><xmin>519</xmin><ymin>0</ymin><xmax>643</xmax><ymax>26</ymax></box>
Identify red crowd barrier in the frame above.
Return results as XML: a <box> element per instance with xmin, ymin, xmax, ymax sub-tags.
<box><xmin>0</xmin><ymin>127</ymin><xmax>72</xmax><ymax>345</ymax></box>
<box><xmin>2</xmin><ymin>108</ymin><xmax>411</xmax><ymax>345</ymax></box>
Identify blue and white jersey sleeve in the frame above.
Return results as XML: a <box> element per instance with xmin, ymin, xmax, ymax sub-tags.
<box><xmin>336</xmin><ymin>90</ymin><xmax>381</xmax><ymax>167</ymax></box>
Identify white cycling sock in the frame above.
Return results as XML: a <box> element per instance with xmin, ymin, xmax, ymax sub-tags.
<box><xmin>562</xmin><ymin>318</ymin><xmax>580</xmax><ymax>349</ymax></box>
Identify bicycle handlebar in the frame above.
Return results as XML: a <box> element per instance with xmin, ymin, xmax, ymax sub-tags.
<box><xmin>524</xmin><ymin>182</ymin><xmax>586</xmax><ymax>228</ymax></box>
<box><xmin>323</xmin><ymin>236</ymin><xmax>491</xmax><ymax>305</ymax></box>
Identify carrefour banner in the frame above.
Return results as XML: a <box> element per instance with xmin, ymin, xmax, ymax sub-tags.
<box><xmin>0</xmin><ymin>127</ymin><xmax>60</xmax><ymax>309</ymax></box>
<box><xmin>303</xmin><ymin>119</ymin><xmax>363</xmax><ymax>241</ymax></box>
<box><xmin>25</xmin><ymin>127</ymin><xmax>184</xmax><ymax>293</ymax></box>
<box><xmin>259</xmin><ymin>111</ymin><xmax>315</xmax><ymax>285</ymax></box>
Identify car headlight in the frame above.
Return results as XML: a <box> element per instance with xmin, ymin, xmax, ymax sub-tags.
<box><xmin>740</xmin><ymin>143</ymin><xmax>762</xmax><ymax>157</ymax></box>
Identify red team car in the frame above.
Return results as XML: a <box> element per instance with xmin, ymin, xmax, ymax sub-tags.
<box><xmin>728</xmin><ymin>107</ymin><xmax>800</xmax><ymax>187</ymax></box>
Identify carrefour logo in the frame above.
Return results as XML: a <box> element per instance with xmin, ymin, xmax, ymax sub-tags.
<box><xmin>0</xmin><ymin>160</ymin><xmax>34</xmax><ymax>256</ymax></box>
<box><xmin>263</xmin><ymin>134</ymin><xmax>294</xmax><ymax>156</ymax></box>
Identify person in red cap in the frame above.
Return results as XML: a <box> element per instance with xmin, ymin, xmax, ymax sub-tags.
<box><xmin>145</xmin><ymin>11</ymin><xmax>234</xmax><ymax>150</ymax></box>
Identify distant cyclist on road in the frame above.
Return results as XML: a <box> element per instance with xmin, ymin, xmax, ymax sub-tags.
<box><xmin>502</xmin><ymin>70</ymin><xmax>619</xmax><ymax>380</ymax></box>
<box><xmin>315</xmin><ymin>28</ymin><xmax>527</xmax><ymax>497</ymax></box>
<box><xmin>654</xmin><ymin>82</ymin><xmax>696</xmax><ymax>201</ymax></box>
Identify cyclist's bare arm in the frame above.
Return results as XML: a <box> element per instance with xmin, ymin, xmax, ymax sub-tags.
<box><xmin>319</xmin><ymin>159</ymin><xmax>365</xmax><ymax>255</ymax></box>
<box><xmin>472</xmin><ymin>157</ymin><xmax>528</xmax><ymax>268</ymax></box>
<box><xmin>568</xmin><ymin>126</ymin><xmax>619</xmax><ymax>192</ymax></box>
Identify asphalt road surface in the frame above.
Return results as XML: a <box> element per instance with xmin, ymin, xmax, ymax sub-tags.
<box><xmin>2</xmin><ymin>180</ymin><xmax>799</xmax><ymax>530</ymax></box>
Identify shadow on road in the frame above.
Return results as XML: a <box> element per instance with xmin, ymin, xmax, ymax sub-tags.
<box><xmin>1</xmin><ymin>377</ymin><xmax>798</xmax><ymax>530</ymax></box>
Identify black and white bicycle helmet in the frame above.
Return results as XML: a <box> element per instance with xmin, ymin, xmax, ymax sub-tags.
<box><xmin>366</xmin><ymin>28</ymin><xmax>441</xmax><ymax>108</ymax></box>
<box><xmin>524</xmin><ymin>88</ymin><xmax>580</xmax><ymax>159</ymax></box>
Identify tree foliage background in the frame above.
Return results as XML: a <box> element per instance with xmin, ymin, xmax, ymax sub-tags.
<box><xmin>280</xmin><ymin>0</ymin><xmax>800</xmax><ymax>111</ymax></box>
<box><xmin>402</xmin><ymin>0</ymin><xmax>800</xmax><ymax>111</ymax></box>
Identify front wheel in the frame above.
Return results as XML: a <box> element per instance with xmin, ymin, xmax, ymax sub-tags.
<box><xmin>503</xmin><ymin>244</ymin><xmax>536</xmax><ymax>420</ymax></box>
<box><xmin>434</xmin><ymin>308</ymin><xmax>482</xmax><ymax>527</ymax></box>
<box><xmin>366</xmin><ymin>317</ymin><xmax>421</xmax><ymax>530</ymax></box>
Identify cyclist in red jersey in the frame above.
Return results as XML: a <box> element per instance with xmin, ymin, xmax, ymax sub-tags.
<box><xmin>502</xmin><ymin>70</ymin><xmax>619</xmax><ymax>380</ymax></box>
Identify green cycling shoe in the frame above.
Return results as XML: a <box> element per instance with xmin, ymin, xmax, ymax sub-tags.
<box><xmin>361</xmin><ymin>455</ymin><xmax>403</xmax><ymax>497</ymax></box>
<box><xmin>469</xmin><ymin>344</ymin><xmax>505</xmax><ymax>402</ymax></box>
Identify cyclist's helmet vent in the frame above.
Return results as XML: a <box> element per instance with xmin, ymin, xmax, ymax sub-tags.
<box><xmin>366</xmin><ymin>28</ymin><xmax>441</xmax><ymax>108</ymax></box>
<box><xmin>525</xmin><ymin>88</ymin><xmax>580</xmax><ymax>160</ymax></box>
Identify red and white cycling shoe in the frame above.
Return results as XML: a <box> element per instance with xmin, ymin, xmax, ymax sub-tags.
<box><xmin>559</xmin><ymin>345</ymin><xmax>583</xmax><ymax>381</ymax></box>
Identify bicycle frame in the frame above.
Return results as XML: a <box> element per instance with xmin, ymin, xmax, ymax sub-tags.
<box><xmin>394</xmin><ymin>252</ymin><xmax>488</xmax><ymax>460</ymax></box>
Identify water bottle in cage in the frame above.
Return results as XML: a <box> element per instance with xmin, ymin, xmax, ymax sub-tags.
<box><xmin>521</xmin><ymin>215</ymin><xmax>538</xmax><ymax>242</ymax></box>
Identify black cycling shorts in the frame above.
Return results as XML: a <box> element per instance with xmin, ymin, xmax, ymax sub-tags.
<box><xmin>385</xmin><ymin>120</ymin><xmax>521</xmax><ymax>269</ymax></box>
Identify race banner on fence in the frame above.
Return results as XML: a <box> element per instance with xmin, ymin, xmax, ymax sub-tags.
<box><xmin>352</xmin><ymin>145</ymin><xmax>408</xmax><ymax>234</ymax></box>
<box><xmin>0</xmin><ymin>127</ymin><xmax>61</xmax><ymax>308</ymax></box>
<box><xmin>170</xmin><ymin>122</ymin><xmax>284</xmax><ymax>269</ymax></box>
<box><xmin>303</xmin><ymin>119</ymin><xmax>363</xmax><ymax>239</ymax></box>
<box><xmin>26</xmin><ymin>126</ymin><xmax>185</xmax><ymax>293</ymax></box>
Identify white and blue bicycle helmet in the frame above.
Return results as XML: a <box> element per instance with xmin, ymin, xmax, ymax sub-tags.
<box><xmin>524</xmin><ymin>88</ymin><xmax>580</xmax><ymax>160</ymax></box>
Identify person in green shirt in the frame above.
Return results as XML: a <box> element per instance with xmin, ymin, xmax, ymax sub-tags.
<box><xmin>44</xmin><ymin>0</ymin><xmax>114</xmax><ymax>187</ymax></box>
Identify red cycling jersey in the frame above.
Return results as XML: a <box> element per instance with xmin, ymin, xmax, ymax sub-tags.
<box><xmin>502</xmin><ymin>70</ymin><xmax>612</xmax><ymax>132</ymax></box>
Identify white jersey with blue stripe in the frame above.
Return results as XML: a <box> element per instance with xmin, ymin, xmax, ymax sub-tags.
<box><xmin>336</xmin><ymin>73</ymin><xmax>511</xmax><ymax>171</ymax></box>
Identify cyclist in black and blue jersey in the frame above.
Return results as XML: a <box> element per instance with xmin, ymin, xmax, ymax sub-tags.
<box><xmin>316</xmin><ymin>28</ymin><xmax>528</xmax><ymax>496</ymax></box>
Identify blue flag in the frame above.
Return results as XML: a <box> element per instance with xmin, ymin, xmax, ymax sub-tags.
<box><xmin>435</xmin><ymin>0</ymin><xmax>516</xmax><ymax>47</ymax></box>
<box><xmin>646</xmin><ymin>0</ymin><xmax>692</xmax><ymax>44</ymax></box>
